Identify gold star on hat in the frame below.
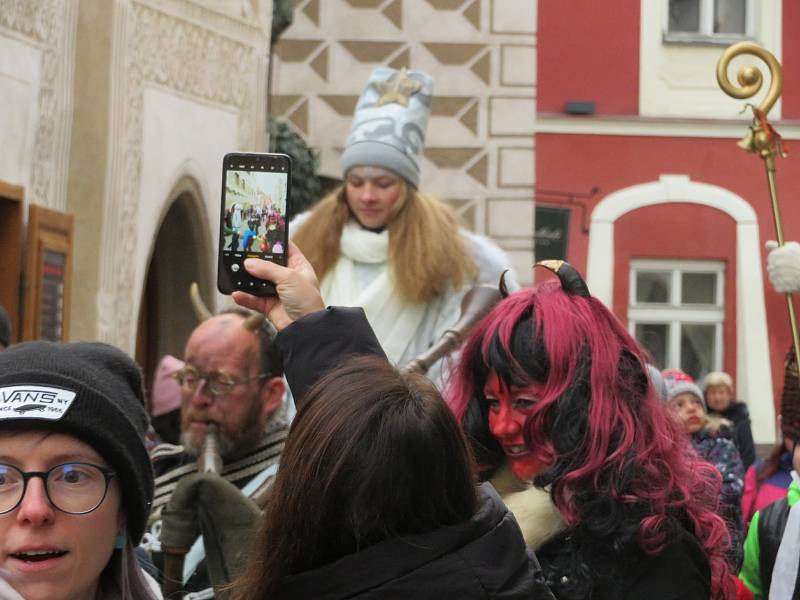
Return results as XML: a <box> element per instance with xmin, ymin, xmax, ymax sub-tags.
<box><xmin>376</xmin><ymin>68</ymin><xmax>423</xmax><ymax>107</ymax></box>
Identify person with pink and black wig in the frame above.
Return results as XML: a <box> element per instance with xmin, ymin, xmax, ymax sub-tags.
<box><xmin>448</xmin><ymin>262</ymin><xmax>735</xmax><ymax>600</ymax></box>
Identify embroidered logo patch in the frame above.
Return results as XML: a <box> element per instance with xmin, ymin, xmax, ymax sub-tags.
<box><xmin>0</xmin><ymin>385</ymin><xmax>77</xmax><ymax>420</ymax></box>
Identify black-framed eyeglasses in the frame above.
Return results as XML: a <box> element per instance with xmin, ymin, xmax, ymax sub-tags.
<box><xmin>0</xmin><ymin>463</ymin><xmax>117</xmax><ymax>515</ymax></box>
<box><xmin>173</xmin><ymin>364</ymin><xmax>269</xmax><ymax>397</ymax></box>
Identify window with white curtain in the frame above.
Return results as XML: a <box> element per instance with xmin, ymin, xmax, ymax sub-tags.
<box><xmin>629</xmin><ymin>260</ymin><xmax>725</xmax><ymax>381</ymax></box>
<box><xmin>665</xmin><ymin>0</ymin><xmax>753</xmax><ymax>43</ymax></box>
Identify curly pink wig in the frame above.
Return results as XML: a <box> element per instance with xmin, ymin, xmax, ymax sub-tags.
<box><xmin>448</xmin><ymin>282</ymin><xmax>733</xmax><ymax>599</ymax></box>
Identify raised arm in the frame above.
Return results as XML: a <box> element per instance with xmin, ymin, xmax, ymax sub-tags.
<box><xmin>233</xmin><ymin>242</ymin><xmax>387</xmax><ymax>407</ymax></box>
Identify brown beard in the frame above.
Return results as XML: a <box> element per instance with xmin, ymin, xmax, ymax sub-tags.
<box><xmin>181</xmin><ymin>397</ymin><xmax>266</xmax><ymax>461</ymax></box>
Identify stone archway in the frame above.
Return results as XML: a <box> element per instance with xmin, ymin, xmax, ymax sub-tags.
<box><xmin>586</xmin><ymin>174</ymin><xmax>774</xmax><ymax>442</ymax></box>
<box><xmin>135</xmin><ymin>177</ymin><xmax>214</xmax><ymax>395</ymax></box>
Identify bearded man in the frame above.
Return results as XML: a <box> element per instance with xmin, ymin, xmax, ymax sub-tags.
<box><xmin>144</xmin><ymin>308</ymin><xmax>287</xmax><ymax>597</ymax></box>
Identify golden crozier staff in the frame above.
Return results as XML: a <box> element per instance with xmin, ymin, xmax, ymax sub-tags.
<box><xmin>717</xmin><ymin>42</ymin><xmax>800</xmax><ymax>370</ymax></box>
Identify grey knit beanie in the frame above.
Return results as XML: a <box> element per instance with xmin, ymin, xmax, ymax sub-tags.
<box><xmin>646</xmin><ymin>364</ymin><xmax>668</xmax><ymax>402</ymax></box>
<box><xmin>666</xmin><ymin>380</ymin><xmax>707</xmax><ymax>411</ymax></box>
<box><xmin>341</xmin><ymin>67</ymin><xmax>433</xmax><ymax>188</ymax></box>
<box><xmin>0</xmin><ymin>341</ymin><xmax>154</xmax><ymax>543</ymax></box>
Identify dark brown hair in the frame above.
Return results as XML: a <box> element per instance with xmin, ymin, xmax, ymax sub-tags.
<box><xmin>232</xmin><ymin>356</ymin><xmax>478</xmax><ymax>599</ymax></box>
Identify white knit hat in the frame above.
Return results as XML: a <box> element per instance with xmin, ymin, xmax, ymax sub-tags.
<box><xmin>702</xmin><ymin>371</ymin><xmax>733</xmax><ymax>392</ymax></box>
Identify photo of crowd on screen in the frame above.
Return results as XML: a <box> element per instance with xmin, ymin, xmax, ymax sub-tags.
<box><xmin>223</xmin><ymin>170</ymin><xmax>287</xmax><ymax>254</ymax></box>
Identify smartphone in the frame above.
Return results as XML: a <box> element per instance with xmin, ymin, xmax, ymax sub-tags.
<box><xmin>217</xmin><ymin>152</ymin><xmax>291</xmax><ymax>296</ymax></box>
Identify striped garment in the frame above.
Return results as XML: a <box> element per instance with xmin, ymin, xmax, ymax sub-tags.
<box><xmin>141</xmin><ymin>424</ymin><xmax>289</xmax><ymax>596</ymax></box>
<box><xmin>149</xmin><ymin>425</ymin><xmax>288</xmax><ymax>517</ymax></box>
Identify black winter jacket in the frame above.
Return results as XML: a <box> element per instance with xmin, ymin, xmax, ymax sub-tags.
<box><xmin>708</xmin><ymin>401</ymin><xmax>756</xmax><ymax>470</ymax></box>
<box><xmin>279</xmin><ymin>483</ymin><xmax>554</xmax><ymax>600</ymax></box>
<box><xmin>536</xmin><ymin>525</ymin><xmax>711</xmax><ymax>599</ymax></box>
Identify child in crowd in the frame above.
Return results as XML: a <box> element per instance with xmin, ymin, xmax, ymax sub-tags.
<box><xmin>665</xmin><ymin>372</ymin><xmax>745</xmax><ymax>568</ymax></box>
<box><xmin>742</xmin><ymin>350</ymin><xmax>799</xmax><ymax>527</ymax></box>
<box><xmin>739</xmin><ymin>439</ymin><xmax>800</xmax><ymax>599</ymax></box>
<box><xmin>704</xmin><ymin>371</ymin><xmax>756</xmax><ymax>470</ymax></box>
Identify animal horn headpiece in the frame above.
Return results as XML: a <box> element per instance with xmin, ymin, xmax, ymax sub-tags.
<box><xmin>190</xmin><ymin>282</ymin><xmax>213</xmax><ymax>322</ymax></box>
<box><xmin>243</xmin><ymin>313</ymin><xmax>266</xmax><ymax>332</ymax></box>
<box><xmin>534</xmin><ymin>260</ymin><xmax>591</xmax><ymax>298</ymax></box>
<box><xmin>188</xmin><ymin>282</ymin><xmax>266</xmax><ymax>331</ymax></box>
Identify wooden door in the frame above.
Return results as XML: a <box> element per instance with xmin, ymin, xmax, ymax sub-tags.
<box><xmin>23</xmin><ymin>205</ymin><xmax>74</xmax><ymax>341</ymax></box>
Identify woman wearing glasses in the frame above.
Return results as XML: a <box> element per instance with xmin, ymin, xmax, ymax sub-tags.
<box><xmin>0</xmin><ymin>341</ymin><xmax>158</xmax><ymax>599</ymax></box>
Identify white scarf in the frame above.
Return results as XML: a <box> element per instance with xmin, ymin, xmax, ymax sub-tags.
<box><xmin>490</xmin><ymin>462</ymin><xmax>566</xmax><ymax>550</ymax></box>
<box><xmin>320</xmin><ymin>220</ymin><xmax>428</xmax><ymax>364</ymax></box>
<box><xmin>770</xmin><ymin>472</ymin><xmax>800</xmax><ymax>600</ymax></box>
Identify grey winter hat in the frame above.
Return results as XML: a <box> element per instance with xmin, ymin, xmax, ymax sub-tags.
<box><xmin>666</xmin><ymin>380</ymin><xmax>707</xmax><ymax>411</ymax></box>
<box><xmin>646</xmin><ymin>364</ymin><xmax>668</xmax><ymax>402</ymax></box>
<box><xmin>340</xmin><ymin>67</ymin><xmax>433</xmax><ymax>188</ymax></box>
<box><xmin>0</xmin><ymin>341</ymin><xmax>154</xmax><ymax>544</ymax></box>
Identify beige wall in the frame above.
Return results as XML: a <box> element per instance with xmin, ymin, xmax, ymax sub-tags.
<box><xmin>0</xmin><ymin>0</ymin><xmax>78</xmax><ymax>210</ymax></box>
<box><xmin>272</xmin><ymin>0</ymin><xmax>537</xmax><ymax>283</ymax></box>
<box><xmin>67</xmin><ymin>0</ymin><xmax>113</xmax><ymax>341</ymax></box>
<box><xmin>2</xmin><ymin>0</ymin><xmax>274</xmax><ymax>354</ymax></box>
<box><xmin>639</xmin><ymin>0</ymin><xmax>782</xmax><ymax>118</ymax></box>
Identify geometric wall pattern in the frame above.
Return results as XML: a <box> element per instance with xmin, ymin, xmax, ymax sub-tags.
<box><xmin>272</xmin><ymin>0</ymin><xmax>536</xmax><ymax>283</ymax></box>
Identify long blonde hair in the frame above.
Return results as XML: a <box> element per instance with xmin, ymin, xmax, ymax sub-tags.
<box><xmin>293</xmin><ymin>185</ymin><xmax>477</xmax><ymax>305</ymax></box>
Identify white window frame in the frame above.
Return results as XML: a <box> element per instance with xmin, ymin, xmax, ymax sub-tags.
<box><xmin>662</xmin><ymin>0</ymin><xmax>757</xmax><ymax>45</ymax></box>
<box><xmin>629</xmin><ymin>259</ymin><xmax>725</xmax><ymax>375</ymax></box>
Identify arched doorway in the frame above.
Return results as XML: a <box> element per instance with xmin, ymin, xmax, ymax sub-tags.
<box><xmin>136</xmin><ymin>179</ymin><xmax>214</xmax><ymax>399</ymax></box>
<box><xmin>586</xmin><ymin>174</ymin><xmax>774</xmax><ymax>443</ymax></box>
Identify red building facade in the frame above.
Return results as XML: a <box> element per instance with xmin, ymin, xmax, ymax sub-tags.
<box><xmin>536</xmin><ymin>0</ymin><xmax>800</xmax><ymax>443</ymax></box>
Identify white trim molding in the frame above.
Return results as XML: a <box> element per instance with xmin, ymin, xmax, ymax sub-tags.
<box><xmin>536</xmin><ymin>114</ymin><xmax>800</xmax><ymax>140</ymax></box>
<box><xmin>587</xmin><ymin>174</ymin><xmax>775</xmax><ymax>443</ymax></box>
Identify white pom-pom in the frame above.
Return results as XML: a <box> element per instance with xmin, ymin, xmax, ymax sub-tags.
<box><xmin>767</xmin><ymin>241</ymin><xmax>800</xmax><ymax>293</ymax></box>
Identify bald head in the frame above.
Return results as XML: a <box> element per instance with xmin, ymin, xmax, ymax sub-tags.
<box><xmin>187</xmin><ymin>313</ymin><xmax>258</xmax><ymax>362</ymax></box>
<box><xmin>180</xmin><ymin>312</ymin><xmax>284</xmax><ymax>459</ymax></box>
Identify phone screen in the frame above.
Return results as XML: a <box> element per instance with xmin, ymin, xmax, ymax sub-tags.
<box><xmin>218</xmin><ymin>153</ymin><xmax>290</xmax><ymax>295</ymax></box>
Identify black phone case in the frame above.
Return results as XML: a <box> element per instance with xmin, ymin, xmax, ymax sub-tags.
<box><xmin>217</xmin><ymin>153</ymin><xmax>291</xmax><ymax>297</ymax></box>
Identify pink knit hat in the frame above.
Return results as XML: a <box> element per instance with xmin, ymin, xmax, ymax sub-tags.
<box><xmin>151</xmin><ymin>354</ymin><xmax>184</xmax><ymax>417</ymax></box>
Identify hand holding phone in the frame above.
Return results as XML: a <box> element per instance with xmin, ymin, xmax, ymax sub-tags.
<box><xmin>217</xmin><ymin>152</ymin><xmax>291</xmax><ymax>296</ymax></box>
<box><xmin>232</xmin><ymin>242</ymin><xmax>324</xmax><ymax>331</ymax></box>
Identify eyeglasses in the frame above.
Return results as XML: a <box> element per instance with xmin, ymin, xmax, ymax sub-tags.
<box><xmin>0</xmin><ymin>463</ymin><xmax>116</xmax><ymax>515</ymax></box>
<box><xmin>174</xmin><ymin>364</ymin><xmax>268</xmax><ymax>397</ymax></box>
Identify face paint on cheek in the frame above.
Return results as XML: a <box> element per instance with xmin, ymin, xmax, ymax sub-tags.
<box><xmin>484</xmin><ymin>371</ymin><xmax>546</xmax><ymax>482</ymax></box>
<box><xmin>508</xmin><ymin>452</ymin><xmax>544</xmax><ymax>482</ymax></box>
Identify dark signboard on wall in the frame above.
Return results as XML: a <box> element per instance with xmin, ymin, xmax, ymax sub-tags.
<box><xmin>39</xmin><ymin>250</ymin><xmax>66</xmax><ymax>341</ymax></box>
<box><xmin>534</xmin><ymin>206</ymin><xmax>570</xmax><ymax>261</ymax></box>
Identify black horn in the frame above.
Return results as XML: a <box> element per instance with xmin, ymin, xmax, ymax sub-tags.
<box><xmin>535</xmin><ymin>260</ymin><xmax>590</xmax><ymax>298</ymax></box>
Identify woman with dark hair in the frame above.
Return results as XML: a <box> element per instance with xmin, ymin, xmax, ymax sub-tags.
<box><xmin>447</xmin><ymin>267</ymin><xmax>734</xmax><ymax>600</ymax></box>
<box><xmin>232</xmin><ymin>355</ymin><xmax>551</xmax><ymax>600</ymax></box>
